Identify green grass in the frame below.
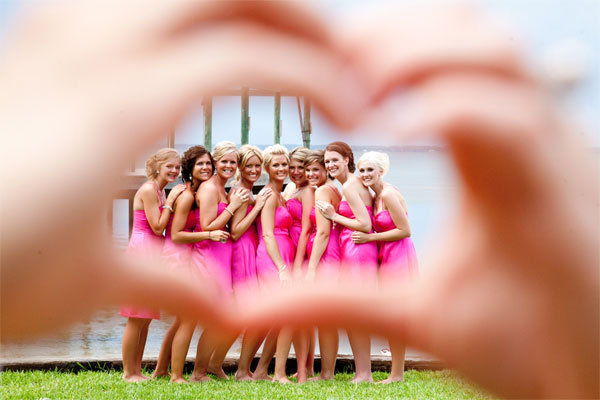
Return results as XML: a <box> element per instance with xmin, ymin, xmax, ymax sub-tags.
<box><xmin>0</xmin><ymin>369</ymin><xmax>493</xmax><ymax>399</ymax></box>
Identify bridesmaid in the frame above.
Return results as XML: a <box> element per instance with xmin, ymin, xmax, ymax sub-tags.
<box><xmin>304</xmin><ymin>150</ymin><xmax>342</xmax><ymax>381</ymax></box>
<box><xmin>190</xmin><ymin>141</ymin><xmax>248</xmax><ymax>382</ymax></box>
<box><xmin>120</xmin><ymin>148</ymin><xmax>186</xmax><ymax>382</ymax></box>
<box><xmin>283</xmin><ymin>146</ymin><xmax>313</xmax><ymax>382</ymax></box>
<box><xmin>317</xmin><ymin>141</ymin><xmax>377</xmax><ymax>383</ymax></box>
<box><xmin>352</xmin><ymin>151</ymin><xmax>418</xmax><ymax>383</ymax></box>
<box><xmin>154</xmin><ymin>146</ymin><xmax>229</xmax><ymax>383</ymax></box>
<box><xmin>252</xmin><ymin>144</ymin><xmax>296</xmax><ymax>384</ymax></box>
<box><xmin>229</xmin><ymin>145</ymin><xmax>273</xmax><ymax>381</ymax></box>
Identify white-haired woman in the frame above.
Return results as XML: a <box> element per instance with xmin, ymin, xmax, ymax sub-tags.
<box><xmin>353</xmin><ymin>151</ymin><xmax>418</xmax><ymax>383</ymax></box>
<box><xmin>120</xmin><ymin>148</ymin><xmax>186</xmax><ymax>382</ymax></box>
<box><xmin>189</xmin><ymin>141</ymin><xmax>248</xmax><ymax>382</ymax></box>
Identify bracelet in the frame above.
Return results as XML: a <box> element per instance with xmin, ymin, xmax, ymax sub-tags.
<box><xmin>162</xmin><ymin>204</ymin><xmax>173</xmax><ymax>212</ymax></box>
<box><xmin>208</xmin><ymin>231</ymin><xmax>211</xmax><ymax>240</ymax></box>
<box><xmin>224</xmin><ymin>207</ymin><xmax>234</xmax><ymax>217</ymax></box>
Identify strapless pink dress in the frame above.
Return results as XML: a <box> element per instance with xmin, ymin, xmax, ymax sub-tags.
<box><xmin>191</xmin><ymin>202</ymin><xmax>233</xmax><ymax>296</ymax></box>
<box><xmin>256</xmin><ymin>206</ymin><xmax>295</xmax><ymax>288</ymax></box>
<box><xmin>231</xmin><ymin>205</ymin><xmax>259</xmax><ymax>297</ymax></box>
<box><xmin>373</xmin><ymin>210</ymin><xmax>418</xmax><ymax>282</ymax></box>
<box><xmin>286</xmin><ymin>198</ymin><xmax>303</xmax><ymax>246</ymax></box>
<box><xmin>162</xmin><ymin>210</ymin><xmax>196</xmax><ymax>274</ymax></box>
<box><xmin>338</xmin><ymin>201</ymin><xmax>378</xmax><ymax>284</ymax></box>
<box><xmin>120</xmin><ymin>209</ymin><xmax>163</xmax><ymax>319</ymax></box>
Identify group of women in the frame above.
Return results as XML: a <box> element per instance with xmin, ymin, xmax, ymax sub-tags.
<box><xmin>119</xmin><ymin>140</ymin><xmax>418</xmax><ymax>384</ymax></box>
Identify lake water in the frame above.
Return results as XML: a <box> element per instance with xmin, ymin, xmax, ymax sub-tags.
<box><xmin>2</xmin><ymin>149</ymin><xmax>454</xmax><ymax>364</ymax></box>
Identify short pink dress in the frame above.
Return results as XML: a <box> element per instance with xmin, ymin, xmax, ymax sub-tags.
<box><xmin>256</xmin><ymin>206</ymin><xmax>295</xmax><ymax>288</ymax></box>
<box><xmin>162</xmin><ymin>208</ymin><xmax>196</xmax><ymax>275</ymax></box>
<box><xmin>374</xmin><ymin>210</ymin><xmax>418</xmax><ymax>282</ymax></box>
<box><xmin>307</xmin><ymin>185</ymin><xmax>342</xmax><ymax>279</ymax></box>
<box><xmin>191</xmin><ymin>202</ymin><xmax>233</xmax><ymax>297</ymax></box>
<box><xmin>231</xmin><ymin>204</ymin><xmax>259</xmax><ymax>297</ymax></box>
<box><xmin>338</xmin><ymin>201</ymin><xmax>378</xmax><ymax>284</ymax></box>
<box><xmin>120</xmin><ymin>183</ymin><xmax>164</xmax><ymax>320</ymax></box>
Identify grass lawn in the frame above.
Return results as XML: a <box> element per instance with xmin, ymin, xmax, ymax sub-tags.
<box><xmin>0</xmin><ymin>369</ymin><xmax>493</xmax><ymax>399</ymax></box>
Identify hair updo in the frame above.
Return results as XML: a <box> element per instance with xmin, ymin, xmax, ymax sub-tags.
<box><xmin>325</xmin><ymin>141</ymin><xmax>355</xmax><ymax>172</ymax></box>
<box><xmin>181</xmin><ymin>145</ymin><xmax>213</xmax><ymax>183</ymax></box>
<box><xmin>289</xmin><ymin>146</ymin><xmax>311</xmax><ymax>165</ymax></box>
<box><xmin>234</xmin><ymin>144</ymin><xmax>263</xmax><ymax>183</ymax></box>
<box><xmin>262</xmin><ymin>144</ymin><xmax>289</xmax><ymax>169</ymax></box>
<box><xmin>212</xmin><ymin>141</ymin><xmax>239</xmax><ymax>162</ymax></box>
<box><xmin>358</xmin><ymin>151</ymin><xmax>390</xmax><ymax>177</ymax></box>
<box><xmin>145</xmin><ymin>148</ymin><xmax>180</xmax><ymax>180</ymax></box>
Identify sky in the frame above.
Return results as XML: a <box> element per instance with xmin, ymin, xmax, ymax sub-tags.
<box><xmin>1</xmin><ymin>0</ymin><xmax>598</xmax><ymax>147</ymax></box>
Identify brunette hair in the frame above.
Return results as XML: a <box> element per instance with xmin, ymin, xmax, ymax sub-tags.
<box><xmin>181</xmin><ymin>145</ymin><xmax>213</xmax><ymax>183</ymax></box>
<box><xmin>145</xmin><ymin>148</ymin><xmax>180</xmax><ymax>180</ymax></box>
<box><xmin>325</xmin><ymin>141</ymin><xmax>355</xmax><ymax>172</ymax></box>
<box><xmin>304</xmin><ymin>149</ymin><xmax>325</xmax><ymax>168</ymax></box>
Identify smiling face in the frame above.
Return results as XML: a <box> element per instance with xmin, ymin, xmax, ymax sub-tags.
<box><xmin>158</xmin><ymin>156</ymin><xmax>181</xmax><ymax>183</ymax></box>
<box><xmin>215</xmin><ymin>151</ymin><xmax>237</xmax><ymax>180</ymax></box>
<box><xmin>241</xmin><ymin>154</ymin><xmax>262</xmax><ymax>183</ymax></box>
<box><xmin>193</xmin><ymin>153</ymin><xmax>213</xmax><ymax>183</ymax></box>
<box><xmin>324</xmin><ymin>150</ymin><xmax>348</xmax><ymax>180</ymax></box>
<box><xmin>357</xmin><ymin>160</ymin><xmax>382</xmax><ymax>188</ymax></box>
<box><xmin>305</xmin><ymin>161</ymin><xmax>327</xmax><ymax>187</ymax></box>
<box><xmin>289</xmin><ymin>159</ymin><xmax>307</xmax><ymax>186</ymax></box>
<box><xmin>267</xmin><ymin>154</ymin><xmax>289</xmax><ymax>183</ymax></box>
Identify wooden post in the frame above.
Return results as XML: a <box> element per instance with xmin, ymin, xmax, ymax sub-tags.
<box><xmin>167</xmin><ymin>129</ymin><xmax>175</xmax><ymax>149</ymax></box>
<box><xmin>241</xmin><ymin>86</ymin><xmax>249</xmax><ymax>145</ymax></box>
<box><xmin>203</xmin><ymin>96</ymin><xmax>213</xmax><ymax>150</ymax></box>
<box><xmin>274</xmin><ymin>91</ymin><xmax>281</xmax><ymax>144</ymax></box>
<box><xmin>302</xmin><ymin>97</ymin><xmax>311</xmax><ymax>149</ymax></box>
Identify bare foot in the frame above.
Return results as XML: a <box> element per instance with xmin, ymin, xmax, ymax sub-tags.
<box><xmin>189</xmin><ymin>372</ymin><xmax>212</xmax><ymax>383</ymax></box>
<box><xmin>251</xmin><ymin>370</ymin><xmax>271</xmax><ymax>381</ymax></box>
<box><xmin>308</xmin><ymin>374</ymin><xmax>334</xmax><ymax>382</ymax></box>
<box><xmin>123</xmin><ymin>374</ymin><xmax>147</xmax><ymax>383</ymax></box>
<box><xmin>170</xmin><ymin>377</ymin><xmax>189</xmax><ymax>384</ymax></box>
<box><xmin>152</xmin><ymin>370</ymin><xmax>170</xmax><ymax>379</ymax></box>
<box><xmin>273</xmin><ymin>375</ymin><xmax>293</xmax><ymax>384</ymax></box>
<box><xmin>377</xmin><ymin>376</ymin><xmax>404</xmax><ymax>384</ymax></box>
<box><xmin>207</xmin><ymin>366</ymin><xmax>228</xmax><ymax>379</ymax></box>
<box><xmin>234</xmin><ymin>371</ymin><xmax>253</xmax><ymax>381</ymax></box>
<box><xmin>350</xmin><ymin>375</ymin><xmax>373</xmax><ymax>384</ymax></box>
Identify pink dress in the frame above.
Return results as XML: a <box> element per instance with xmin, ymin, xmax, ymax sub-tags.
<box><xmin>338</xmin><ymin>201</ymin><xmax>378</xmax><ymax>284</ymax></box>
<box><xmin>286</xmin><ymin>198</ymin><xmax>303</xmax><ymax>246</ymax></box>
<box><xmin>307</xmin><ymin>185</ymin><xmax>342</xmax><ymax>278</ymax></box>
<box><xmin>162</xmin><ymin>209</ymin><xmax>196</xmax><ymax>275</ymax></box>
<box><xmin>231</xmin><ymin>205</ymin><xmax>259</xmax><ymax>297</ymax></box>
<box><xmin>191</xmin><ymin>202</ymin><xmax>233</xmax><ymax>296</ymax></box>
<box><xmin>256</xmin><ymin>206</ymin><xmax>295</xmax><ymax>288</ymax></box>
<box><xmin>373</xmin><ymin>210</ymin><xmax>418</xmax><ymax>282</ymax></box>
<box><xmin>120</xmin><ymin>184</ymin><xmax>164</xmax><ymax>320</ymax></box>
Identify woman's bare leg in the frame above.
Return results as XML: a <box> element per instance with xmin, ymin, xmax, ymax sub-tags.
<box><xmin>316</xmin><ymin>327</ymin><xmax>338</xmax><ymax>381</ymax></box>
<box><xmin>153</xmin><ymin>318</ymin><xmax>180</xmax><ymax>378</ymax></box>
<box><xmin>170</xmin><ymin>319</ymin><xmax>196</xmax><ymax>383</ymax></box>
<box><xmin>378</xmin><ymin>341</ymin><xmax>405</xmax><ymax>384</ymax></box>
<box><xmin>236</xmin><ymin>330</ymin><xmax>266</xmax><ymax>381</ymax></box>
<box><xmin>272</xmin><ymin>327</ymin><xmax>294</xmax><ymax>384</ymax></box>
<box><xmin>348</xmin><ymin>331</ymin><xmax>372</xmax><ymax>383</ymax></box>
<box><xmin>252</xmin><ymin>329</ymin><xmax>278</xmax><ymax>380</ymax></box>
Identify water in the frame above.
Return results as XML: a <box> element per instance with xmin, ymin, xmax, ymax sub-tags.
<box><xmin>2</xmin><ymin>149</ymin><xmax>453</xmax><ymax>364</ymax></box>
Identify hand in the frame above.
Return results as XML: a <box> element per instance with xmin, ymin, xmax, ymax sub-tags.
<box><xmin>229</xmin><ymin>188</ymin><xmax>250</xmax><ymax>210</ymax></box>
<box><xmin>351</xmin><ymin>231</ymin><xmax>370</xmax><ymax>244</ymax></box>
<box><xmin>316</xmin><ymin>200</ymin><xmax>336</xmax><ymax>220</ymax></box>
<box><xmin>304</xmin><ymin>269</ymin><xmax>316</xmax><ymax>282</ymax></box>
<box><xmin>278</xmin><ymin>268</ymin><xmax>292</xmax><ymax>283</ymax></box>
<box><xmin>165</xmin><ymin>184</ymin><xmax>187</xmax><ymax>207</ymax></box>
<box><xmin>254</xmin><ymin>188</ymin><xmax>273</xmax><ymax>211</ymax></box>
<box><xmin>209</xmin><ymin>230</ymin><xmax>230</xmax><ymax>243</ymax></box>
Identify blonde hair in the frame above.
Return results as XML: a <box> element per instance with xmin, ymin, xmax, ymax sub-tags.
<box><xmin>289</xmin><ymin>146</ymin><xmax>311</xmax><ymax>164</ymax></box>
<box><xmin>357</xmin><ymin>151</ymin><xmax>390</xmax><ymax>177</ymax></box>
<box><xmin>304</xmin><ymin>149</ymin><xmax>325</xmax><ymax>168</ymax></box>
<box><xmin>262</xmin><ymin>144</ymin><xmax>289</xmax><ymax>169</ymax></box>
<box><xmin>145</xmin><ymin>148</ymin><xmax>180</xmax><ymax>179</ymax></box>
<box><xmin>211</xmin><ymin>141</ymin><xmax>238</xmax><ymax>161</ymax></box>
<box><xmin>234</xmin><ymin>144</ymin><xmax>263</xmax><ymax>183</ymax></box>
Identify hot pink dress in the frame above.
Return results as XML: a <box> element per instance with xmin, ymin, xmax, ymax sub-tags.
<box><xmin>307</xmin><ymin>185</ymin><xmax>342</xmax><ymax>278</ymax></box>
<box><xmin>286</xmin><ymin>198</ymin><xmax>303</xmax><ymax>246</ymax></box>
<box><xmin>338</xmin><ymin>201</ymin><xmax>378</xmax><ymax>284</ymax></box>
<box><xmin>191</xmin><ymin>202</ymin><xmax>233</xmax><ymax>296</ymax></box>
<box><xmin>256</xmin><ymin>206</ymin><xmax>295</xmax><ymax>288</ymax></box>
<box><xmin>120</xmin><ymin>184</ymin><xmax>164</xmax><ymax>320</ymax></box>
<box><xmin>373</xmin><ymin>210</ymin><xmax>418</xmax><ymax>282</ymax></box>
<box><xmin>231</xmin><ymin>204</ymin><xmax>259</xmax><ymax>297</ymax></box>
<box><xmin>162</xmin><ymin>208</ymin><xmax>196</xmax><ymax>275</ymax></box>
